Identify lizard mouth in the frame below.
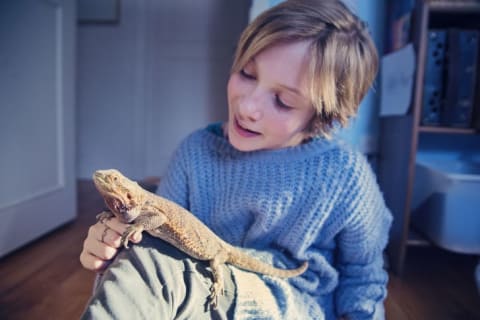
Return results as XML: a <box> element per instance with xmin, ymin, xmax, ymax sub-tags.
<box><xmin>105</xmin><ymin>197</ymin><xmax>136</xmax><ymax>223</ymax></box>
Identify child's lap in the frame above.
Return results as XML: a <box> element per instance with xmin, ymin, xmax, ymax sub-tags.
<box><xmin>82</xmin><ymin>234</ymin><xmax>235</xmax><ymax>320</ymax></box>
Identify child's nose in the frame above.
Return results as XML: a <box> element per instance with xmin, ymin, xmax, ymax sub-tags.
<box><xmin>240</xmin><ymin>92</ymin><xmax>263</xmax><ymax>121</ymax></box>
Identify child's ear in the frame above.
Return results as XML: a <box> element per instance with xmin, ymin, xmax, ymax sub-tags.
<box><xmin>305</xmin><ymin>115</ymin><xmax>321</xmax><ymax>137</ymax></box>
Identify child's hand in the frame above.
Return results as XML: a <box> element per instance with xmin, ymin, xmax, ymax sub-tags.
<box><xmin>79</xmin><ymin>215</ymin><xmax>142</xmax><ymax>272</ymax></box>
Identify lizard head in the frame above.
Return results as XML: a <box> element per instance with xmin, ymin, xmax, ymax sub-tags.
<box><xmin>92</xmin><ymin>169</ymin><xmax>146</xmax><ymax>223</ymax></box>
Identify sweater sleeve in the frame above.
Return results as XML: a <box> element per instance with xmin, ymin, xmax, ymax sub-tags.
<box><xmin>335</xmin><ymin>157</ymin><xmax>392</xmax><ymax>320</ymax></box>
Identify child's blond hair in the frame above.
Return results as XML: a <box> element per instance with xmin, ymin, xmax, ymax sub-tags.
<box><xmin>231</xmin><ymin>0</ymin><xmax>378</xmax><ymax>138</ymax></box>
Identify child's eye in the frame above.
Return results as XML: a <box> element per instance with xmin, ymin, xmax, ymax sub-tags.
<box><xmin>240</xmin><ymin>68</ymin><xmax>256</xmax><ymax>80</ymax></box>
<box><xmin>275</xmin><ymin>94</ymin><xmax>293</xmax><ymax>110</ymax></box>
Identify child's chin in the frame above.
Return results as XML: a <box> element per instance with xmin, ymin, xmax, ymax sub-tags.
<box><xmin>228</xmin><ymin>136</ymin><xmax>259</xmax><ymax>152</ymax></box>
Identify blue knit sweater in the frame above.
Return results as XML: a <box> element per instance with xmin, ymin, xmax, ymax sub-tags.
<box><xmin>157</xmin><ymin>123</ymin><xmax>392</xmax><ymax>320</ymax></box>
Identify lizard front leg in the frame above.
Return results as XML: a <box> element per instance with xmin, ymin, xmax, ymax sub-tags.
<box><xmin>96</xmin><ymin>211</ymin><xmax>114</xmax><ymax>223</ymax></box>
<box><xmin>121</xmin><ymin>212</ymin><xmax>167</xmax><ymax>248</ymax></box>
<box><xmin>208</xmin><ymin>251</ymin><xmax>229</xmax><ymax>309</ymax></box>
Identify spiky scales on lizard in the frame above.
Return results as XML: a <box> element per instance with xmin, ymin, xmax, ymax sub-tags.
<box><xmin>92</xmin><ymin>169</ymin><xmax>308</xmax><ymax>308</ymax></box>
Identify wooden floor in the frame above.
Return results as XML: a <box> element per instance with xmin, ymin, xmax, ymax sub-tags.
<box><xmin>0</xmin><ymin>180</ymin><xmax>479</xmax><ymax>319</ymax></box>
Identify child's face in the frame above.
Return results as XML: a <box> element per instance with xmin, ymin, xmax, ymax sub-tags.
<box><xmin>227</xmin><ymin>41</ymin><xmax>315</xmax><ymax>152</ymax></box>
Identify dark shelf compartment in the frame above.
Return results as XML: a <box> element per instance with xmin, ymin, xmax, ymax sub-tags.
<box><xmin>407</xmin><ymin>227</ymin><xmax>432</xmax><ymax>247</ymax></box>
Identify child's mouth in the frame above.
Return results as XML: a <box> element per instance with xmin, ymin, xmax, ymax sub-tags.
<box><xmin>234</xmin><ymin>118</ymin><xmax>260</xmax><ymax>138</ymax></box>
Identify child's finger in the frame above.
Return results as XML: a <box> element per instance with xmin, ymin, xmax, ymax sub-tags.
<box><xmin>97</xmin><ymin>215</ymin><xmax>143</xmax><ymax>244</ymax></box>
<box><xmin>130</xmin><ymin>231</ymin><xmax>143</xmax><ymax>243</ymax></box>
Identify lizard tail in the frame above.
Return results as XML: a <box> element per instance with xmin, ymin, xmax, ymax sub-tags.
<box><xmin>228</xmin><ymin>249</ymin><xmax>308</xmax><ymax>278</ymax></box>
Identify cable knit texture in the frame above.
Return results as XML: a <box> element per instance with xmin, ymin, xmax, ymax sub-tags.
<box><xmin>157</xmin><ymin>123</ymin><xmax>392</xmax><ymax>320</ymax></box>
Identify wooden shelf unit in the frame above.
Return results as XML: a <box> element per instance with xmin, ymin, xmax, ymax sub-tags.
<box><xmin>378</xmin><ymin>0</ymin><xmax>480</xmax><ymax>275</ymax></box>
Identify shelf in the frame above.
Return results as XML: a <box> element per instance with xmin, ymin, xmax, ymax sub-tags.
<box><xmin>407</xmin><ymin>227</ymin><xmax>431</xmax><ymax>247</ymax></box>
<box><xmin>380</xmin><ymin>0</ymin><xmax>480</xmax><ymax>275</ymax></box>
<box><xmin>419</xmin><ymin>126</ymin><xmax>478</xmax><ymax>134</ymax></box>
<box><xmin>428</xmin><ymin>0</ymin><xmax>480</xmax><ymax>13</ymax></box>
<box><xmin>428</xmin><ymin>2</ymin><xmax>480</xmax><ymax>32</ymax></box>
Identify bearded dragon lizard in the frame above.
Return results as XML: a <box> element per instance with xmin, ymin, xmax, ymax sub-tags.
<box><xmin>93</xmin><ymin>169</ymin><xmax>308</xmax><ymax>308</ymax></box>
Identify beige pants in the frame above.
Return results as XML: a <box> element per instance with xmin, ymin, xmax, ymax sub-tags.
<box><xmin>81</xmin><ymin>234</ymin><xmax>235</xmax><ymax>320</ymax></box>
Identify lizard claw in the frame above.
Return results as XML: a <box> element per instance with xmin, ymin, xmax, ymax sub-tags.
<box><xmin>96</xmin><ymin>211</ymin><xmax>114</xmax><ymax>224</ymax></box>
<box><xmin>209</xmin><ymin>290</ymin><xmax>219</xmax><ymax>309</ymax></box>
<box><xmin>209</xmin><ymin>282</ymin><xmax>224</xmax><ymax>309</ymax></box>
<box><xmin>121</xmin><ymin>224</ymin><xmax>144</xmax><ymax>248</ymax></box>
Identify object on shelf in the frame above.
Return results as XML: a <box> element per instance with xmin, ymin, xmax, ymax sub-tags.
<box><xmin>422</xmin><ymin>30</ymin><xmax>447</xmax><ymax>125</ymax></box>
<box><xmin>444</xmin><ymin>29</ymin><xmax>479</xmax><ymax>128</ymax></box>
<box><xmin>411</xmin><ymin>159</ymin><xmax>480</xmax><ymax>254</ymax></box>
<box><xmin>421</xmin><ymin>28</ymin><xmax>479</xmax><ymax>128</ymax></box>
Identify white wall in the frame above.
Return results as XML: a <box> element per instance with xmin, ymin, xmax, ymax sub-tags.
<box><xmin>76</xmin><ymin>0</ymin><xmax>250</xmax><ymax>179</ymax></box>
<box><xmin>336</xmin><ymin>0</ymin><xmax>386</xmax><ymax>155</ymax></box>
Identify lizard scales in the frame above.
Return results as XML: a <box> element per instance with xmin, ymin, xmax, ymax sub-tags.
<box><xmin>93</xmin><ymin>169</ymin><xmax>308</xmax><ymax>307</ymax></box>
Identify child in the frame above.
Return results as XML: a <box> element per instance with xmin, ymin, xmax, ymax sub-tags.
<box><xmin>80</xmin><ymin>0</ymin><xmax>392</xmax><ymax>319</ymax></box>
